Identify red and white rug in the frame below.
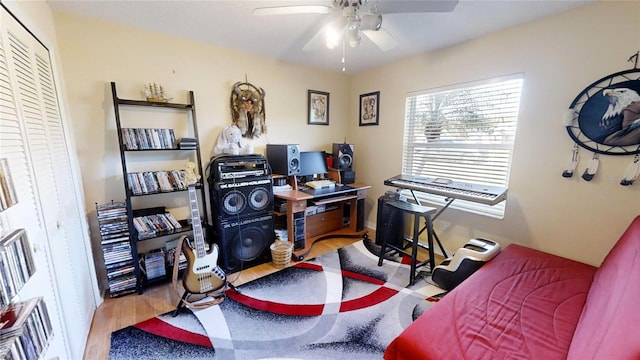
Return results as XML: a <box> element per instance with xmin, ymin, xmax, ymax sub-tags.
<box><xmin>110</xmin><ymin>239</ymin><xmax>446</xmax><ymax>359</ymax></box>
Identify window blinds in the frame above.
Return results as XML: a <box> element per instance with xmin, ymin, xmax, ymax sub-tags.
<box><xmin>402</xmin><ymin>75</ymin><xmax>523</xmax><ymax>218</ymax></box>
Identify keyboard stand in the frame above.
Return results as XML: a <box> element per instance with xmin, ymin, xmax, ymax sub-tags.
<box><xmin>406</xmin><ymin>189</ymin><xmax>451</xmax><ymax>258</ymax></box>
<box><xmin>377</xmin><ymin>200</ymin><xmax>438</xmax><ymax>286</ymax></box>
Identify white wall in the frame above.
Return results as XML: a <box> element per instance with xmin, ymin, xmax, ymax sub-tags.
<box><xmin>350</xmin><ymin>0</ymin><xmax>640</xmax><ymax>266</ymax></box>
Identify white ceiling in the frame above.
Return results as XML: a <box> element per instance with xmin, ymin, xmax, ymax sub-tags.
<box><xmin>47</xmin><ymin>0</ymin><xmax>594</xmax><ymax>75</ymax></box>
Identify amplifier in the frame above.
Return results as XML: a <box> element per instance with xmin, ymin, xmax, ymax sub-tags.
<box><xmin>217</xmin><ymin>214</ymin><xmax>274</xmax><ymax>273</ymax></box>
<box><xmin>211</xmin><ymin>176</ymin><xmax>274</xmax><ymax>221</ymax></box>
<box><xmin>208</xmin><ymin>154</ymin><xmax>270</xmax><ymax>182</ymax></box>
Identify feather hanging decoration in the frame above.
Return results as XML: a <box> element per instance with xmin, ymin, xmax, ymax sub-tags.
<box><xmin>582</xmin><ymin>153</ymin><xmax>599</xmax><ymax>181</ymax></box>
<box><xmin>562</xmin><ymin>108</ymin><xmax>576</xmax><ymax>126</ymax></box>
<box><xmin>620</xmin><ymin>154</ymin><xmax>640</xmax><ymax>186</ymax></box>
<box><xmin>562</xmin><ymin>144</ymin><xmax>580</xmax><ymax>178</ymax></box>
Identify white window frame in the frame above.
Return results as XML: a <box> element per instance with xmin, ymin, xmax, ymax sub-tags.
<box><xmin>402</xmin><ymin>74</ymin><xmax>523</xmax><ymax>219</ymax></box>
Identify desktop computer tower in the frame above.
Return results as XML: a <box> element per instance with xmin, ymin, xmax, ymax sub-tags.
<box><xmin>343</xmin><ymin>190</ymin><xmax>367</xmax><ymax>231</ymax></box>
<box><xmin>293</xmin><ymin>212</ymin><xmax>305</xmax><ymax>251</ymax></box>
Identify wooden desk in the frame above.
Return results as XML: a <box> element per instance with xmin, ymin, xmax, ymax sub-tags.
<box><xmin>274</xmin><ymin>182</ymin><xmax>370</xmax><ymax>261</ymax></box>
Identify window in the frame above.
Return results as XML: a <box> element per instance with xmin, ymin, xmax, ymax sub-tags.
<box><xmin>402</xmin><ymin>74</ymin><xmax>523</xmax><ymax>218</ymax></box>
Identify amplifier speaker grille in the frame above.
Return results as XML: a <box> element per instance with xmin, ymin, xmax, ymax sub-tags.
<box><xmin>211</xmin><ymin>176</ymin><xmax>274</xmax><ymax>221</ymax></box>
<box><xmin>217</xmin><ymin>214</ymin><xmax>274</xmax><ymax>273</ymax></box>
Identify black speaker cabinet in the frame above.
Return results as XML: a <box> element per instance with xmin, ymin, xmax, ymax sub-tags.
<box><xmin>217</xmin><ymin>214</ymin><xmax>274</xmax><ymax>273</ymax></box>
<box><xmin>375</xmin><ymin>193</ymin><xmax>404</xmax><ymax>247</ymax></box>
<box><xmin>210</xmin><ymin>176</ymin><xmax>274</xmax><ymax>222</ymax></box>
<box><xmin>266</xmin><ymin>144</ymin><xmax>301</xmax><ymax>176</ymax></box>
<box><xmin>332</xmin><ymin>143</ymin><xmax>354</xmax><ymax>170</ymax></box>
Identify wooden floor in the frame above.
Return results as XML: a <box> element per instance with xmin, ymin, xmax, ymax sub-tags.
<box><xmin>82</xmin><ymin>236</ymin><xmax>366</xmax><ymax>360</ymax></box>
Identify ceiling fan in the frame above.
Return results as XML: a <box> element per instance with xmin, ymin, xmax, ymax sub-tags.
<box><xmin>253</xmin><ymin>0</ymin><xmax>458</xmax><ymax>52</ymax></box>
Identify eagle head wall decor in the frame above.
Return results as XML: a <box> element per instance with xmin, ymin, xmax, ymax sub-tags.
<box><xmin>562</xmin><ymin>52</ymin><xmax>640</xmax><ymax>185</ymax></box>
<box><xmin>231</xmin><ymin>81</ymin><xmax>266</xmax><ymax>139</ymax></box>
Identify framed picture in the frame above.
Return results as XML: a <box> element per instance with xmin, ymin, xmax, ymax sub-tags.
<box><xmin>308</xmin><ymin>90</ymin><xmax>330</xmax><ymax>125</ymax></box>
<box><xmin>359</xmin><ymin>91</ymin><xmax>379</xmax><ymax>126</ymax></box>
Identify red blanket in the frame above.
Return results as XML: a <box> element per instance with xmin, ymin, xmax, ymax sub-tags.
<box><xmin>384</xmin><ymin>244</ymin><xmax>596</xmax><ymax>360</ymax></box>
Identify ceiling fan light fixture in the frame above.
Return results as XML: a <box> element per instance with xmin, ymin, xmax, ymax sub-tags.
<box><xmin>347</xmin><ymin>27</ymin><xmax>361</xmax><ymax>48</ymax></box>
<box><xmin>360</xmin><ymin>14</ymin><xmax>382</xmax><ymax>31</ymax></box>
<box><xmin>326</xmin><ymin>26</ymin><xmax>341</xmax><ymax>49</ymax></box>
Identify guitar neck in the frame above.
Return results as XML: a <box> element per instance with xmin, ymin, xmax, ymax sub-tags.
<box><xmin>188</xmin><ymin>186</ymin><xmax>206</xmax><ymax>258</ymax></box>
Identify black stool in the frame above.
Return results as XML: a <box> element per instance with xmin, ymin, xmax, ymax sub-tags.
<box><xmin>377</xmin><ymin>200</ymin><xmax>437</xmax><ymax>286</ymax></box>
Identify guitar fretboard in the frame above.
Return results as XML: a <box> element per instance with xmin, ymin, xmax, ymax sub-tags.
<box><xmin>188</xmin><ymin>187</ymin><xmax>206</xmax><ymax>258</ymax></box>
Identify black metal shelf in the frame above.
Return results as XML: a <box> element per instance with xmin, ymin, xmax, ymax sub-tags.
<box><xmin>128</xmin><ymin>183</ymin><xmax>203</xmax><ymax>197</ymax></box>
<box><xmin>135</xmin><ymin>219</ymin><xmax>193</xmax><ymax>242</ymax></box>
<box><xmin>110</xmin><ymin>81</ymin><xmax>207</xmax><ymax>295</ymax></box>
<box><xmin>123</xmin><ymin>147</ymin><xmax>198</xmax><ymax>152</ymax></box>
<box><xmin>116</xmin><ymin>98</ymin><xmax>193</xmax><ymax>109</ymax></box>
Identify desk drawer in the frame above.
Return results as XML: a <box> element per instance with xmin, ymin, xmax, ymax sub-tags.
<box><xmin>306</xmin><ymin>209</ymin><xmax>342</xmax><ymax>238</ymax></box>
<box><xmin>289</xmin><ymin>200</ymin><xmax>307</xmax><ymax>213</ymax></box>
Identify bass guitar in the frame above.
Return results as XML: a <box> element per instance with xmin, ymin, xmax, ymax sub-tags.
<box><xmin>180</xmin><ymin>185</ymin><xmax>226</xmax><ymax>294</ymax></box>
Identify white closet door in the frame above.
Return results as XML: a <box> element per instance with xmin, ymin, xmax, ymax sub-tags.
<box><xmin>0</xmin><ymin>14</ymin><xmax>67</xmax><ymax>358</ymax></box>
<box><xmin>0</xmin><ymin>7</ymin><xmax>96</xmax><ymax>360</ymax></box>
<box><xmin>33</xmin><ymin>32</ymin><xmax>97</xmax><ymax>339</ymax></box>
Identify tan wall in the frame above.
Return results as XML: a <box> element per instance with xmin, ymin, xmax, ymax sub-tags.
<box><xmin>53</xmin><ymin>1</ymin><xmax>639</xmax><ymax>268</ymax></box>
<box><xmin>53</xmin><ymin>11</ymin><xmax>350</xmax><ymax>199</ymax></box>
<box><xmin>350</xmin><ymin>0</ymin><xmax>640</xmax><ymax>266</ymax></box>
<box><xmin>53</xmin><ymin>11</ymin><xmax>351</xmax><ymax>282</ymax></box>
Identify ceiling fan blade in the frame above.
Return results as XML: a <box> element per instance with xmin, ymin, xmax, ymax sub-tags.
<box><xmin>362</xmin><ymin>27</ymin><xmax>398</xmax><ymax>52</ymax></box>
<box><xmin>371</xmin><ymin>0</ymin><xmax>458</xmax><ymax>14</ymax></box>
<box><xmin>303</xmin><ymin>16</ymin><xmax>346</xmax><ymax>51</ymax></box>
<box><xmin>253</xmin><ymin>5</ymin><xmax>332</xmax><ymax>16</ymax></box>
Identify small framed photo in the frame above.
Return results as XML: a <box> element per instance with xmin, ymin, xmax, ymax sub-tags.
<box><xmin>308</xmin><ymin>90</ymin><xmax>330</xmax><ymax>125</ymax></box>
<box><xmin>359</xmin><ymin>91</ymin><xmax>379</xmax><ymax>126</ymax></box>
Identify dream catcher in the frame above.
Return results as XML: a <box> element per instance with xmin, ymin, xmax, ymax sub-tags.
<box><xmin>230</xmin><ymin>79</ymin><xmax>266</xmax><ymax>139</ymax></box>
<box><xmin>562</xmin><ymin>51</ymin><xmax>640</xmax><ymax>186</ymax></box>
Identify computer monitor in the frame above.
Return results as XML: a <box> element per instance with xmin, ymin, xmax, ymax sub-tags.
<box><xmin>299</xmin><ymin>151</ymin><xmax>328</xmax><ymax>179</ymax></box>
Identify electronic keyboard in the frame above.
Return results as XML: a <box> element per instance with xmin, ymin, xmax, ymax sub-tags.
<box><xmin>384</xmin><ymin>174</ymin><xmax>507</xmax><ymax>206</ymax></box>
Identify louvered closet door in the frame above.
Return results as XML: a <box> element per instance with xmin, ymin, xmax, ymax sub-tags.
<box><xmin>0</xmin><ymin>14</ymin><xmax>67</xmax><ymax>358</ymax></box>
<box><xmin>0</xmin><ymin>7</ymin><xmax>96</xmax><ymax>360</ymax></box>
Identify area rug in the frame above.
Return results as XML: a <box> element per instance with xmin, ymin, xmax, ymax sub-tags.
<box><xmin>109</xmin><ymin>239</ymin><xmax>446</xmax><ymax>359</ymax></box>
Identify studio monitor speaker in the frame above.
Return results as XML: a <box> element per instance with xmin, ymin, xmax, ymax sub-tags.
<box><xmin>332</xmin><ymin>143</ymin><xmax>354</xmax><ymax>170</ymax></box>
<box><xmin>217</xmin><ymin>214</ymin><xmax>274</xmax><ymax>273</ymax></box>
<box><xmin>266</xmin><ymin>144</ymin><xmax>301</xmax><ymax>176</ymax></box>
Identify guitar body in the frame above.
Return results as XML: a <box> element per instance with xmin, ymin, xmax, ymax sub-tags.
<box><xmin>181</xmin><ymin>235</ymin><xmax>226</xmax><ymax>294</ymax></box>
